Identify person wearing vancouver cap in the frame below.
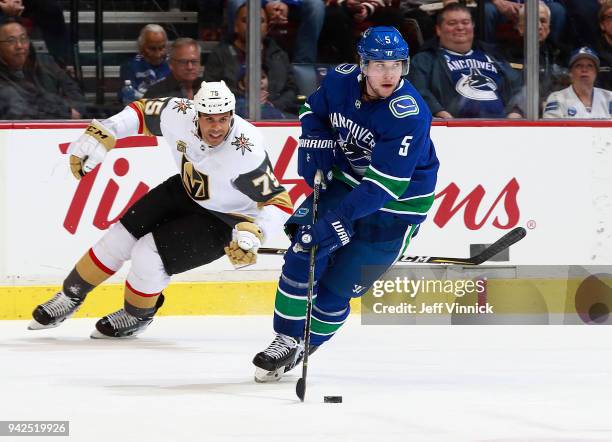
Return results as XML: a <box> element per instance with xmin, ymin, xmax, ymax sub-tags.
<box><xmin>29</xmin><ymin>80</ymin><xmax>293</xmax><ymax>338</ymax></box>
<box><xmin>252</xmin><ymin>26</ymin><xmax>439</xmax><ymax>382</ymax></box>
<box><xmin>543</xmin><ymin>46</ymin><xmax>612</xmax><ymax>119</ymax></box>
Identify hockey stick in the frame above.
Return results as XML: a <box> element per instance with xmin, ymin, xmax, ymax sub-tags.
<box><xmin>260</xmin><ymin>227</ymin><xmax>527</xmax><ymax>266</ymax></box>
<box><xmin>295</xmin><ymin>170</ymin><xmax>323</xmax><ymax>402</ymax></box>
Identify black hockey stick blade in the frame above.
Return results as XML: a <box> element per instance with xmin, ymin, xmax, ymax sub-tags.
<box><xmin>296</xmin><ymin>377</ymin><xmax>306</xmax><ymax>402</ymax></box>
<box><xmin>468</xmin><ymin>226</ymin><xmax>526</xmax><ymax>265</ymax></box>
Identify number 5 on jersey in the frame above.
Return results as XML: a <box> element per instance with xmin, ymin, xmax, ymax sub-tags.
<box><xmin>398</xmin><ymin>135</ymin><xmax>412</xmax><ymax>156</ymax></box>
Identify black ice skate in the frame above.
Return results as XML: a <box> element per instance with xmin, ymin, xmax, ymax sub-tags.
<box><xmin>28</xmin><ymin>292</ymin><xmax>85</xmax><ymax>330</ymax></box>
<box><xmin>90</xmin><ymin>294</ymin><xmax>164</xmax><ymax>339</ymax></box>
<box><xmin>253</xmin><ymin>333</ymin><xmax>318</xmax><ymax>382</ymax></box>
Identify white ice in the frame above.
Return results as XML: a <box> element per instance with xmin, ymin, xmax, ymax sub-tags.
<box><xmin>1</xmin><ymin>316</ymin><xmax>612</xmax><ymax>442</ymax></box>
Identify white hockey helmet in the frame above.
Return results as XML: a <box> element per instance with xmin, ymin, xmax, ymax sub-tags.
<box><xmin>194</xmin><ymin>80</ymin><xmax>236</xmax><ymax>114</ymax></box>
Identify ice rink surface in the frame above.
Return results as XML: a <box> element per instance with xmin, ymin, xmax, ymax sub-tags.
<box><xmin>1</xmin><ymin>316</ymin><xmax>612</xmax><ymax>442</ymax></box>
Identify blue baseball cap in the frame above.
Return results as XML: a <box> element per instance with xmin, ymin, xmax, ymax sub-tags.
<box><xmin>569</xmin><ymin>46</ymin><xmax>600</xmax><ymax>70</ymax></box>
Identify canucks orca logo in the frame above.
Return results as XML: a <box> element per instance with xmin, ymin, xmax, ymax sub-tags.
<box><xmin>389</xmin><ymin>95</ymin><xmax>419</xmax><ymax>118</ymax></box>
<box><xmin>338</xmin><ymin>132</ymin><xmax>372</xmax><ymax>173</ymax></box>
<box><xmin>456</xmin><ymin>68</ymin><xmax>498</xmax><ymax>101</ymax></box>
<box><xmin>335</xmin><ymin>64</ymin><xmax>357</xmax><ymax>75</ymax></box>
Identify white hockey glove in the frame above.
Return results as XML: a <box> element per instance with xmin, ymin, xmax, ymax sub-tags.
<box><xmin>68</xmin><ymin>119</ymin><xmax>116</xmax><ymax>180</ymax></box>
<box><xmin>224</xmin><ymin>222</ymin><xmax>264</xmax><ymax>268</ymax></box>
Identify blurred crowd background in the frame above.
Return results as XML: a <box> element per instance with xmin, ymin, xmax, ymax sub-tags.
<box><xmin>0</xmin><ymin>0</ymin><xmax>610</xmax><ymax>120</ymax></box>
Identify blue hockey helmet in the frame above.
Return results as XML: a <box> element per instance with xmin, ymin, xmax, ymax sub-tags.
<box><xmin>357</xmin><ymin>26</ymin><xmax>410</xmax><ymax>76</ymax></box>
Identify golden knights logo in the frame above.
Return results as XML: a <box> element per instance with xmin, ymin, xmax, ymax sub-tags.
<box><xmin>176</xmin><ymin>140</ymin><xmax>187</xmax><ymax>153</ymax></box>
<box><xmin>172</xmin><ymin>99</ymin><xmax>193</xmax><ymax>114</ymax></box>
<box><xmin>181</xmin><ymin>155</ymin><xmax>209</xmax><ymax>200</ymax></box>
<box><xmin>231</xmin><ymin>133</ymin><xmax>254</xmax><ymax>155</ymax></box>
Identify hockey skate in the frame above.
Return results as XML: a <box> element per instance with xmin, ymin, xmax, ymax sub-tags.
<box><xmin>90</xmin><ymin>294</ymin><xmax>164</xmax><ymax>339</ymax></box>
<box><xmin>252</xmin><ymin>333</ymin><xmax>319</xmax><ymax>382</ymax></box>
<box><xmin>28</xmin><ymin>292</ymin><xmax>85</xmax><ymax>330</ymax></box>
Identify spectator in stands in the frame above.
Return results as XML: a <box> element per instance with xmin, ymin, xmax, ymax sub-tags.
<box><xmin>506</xmin><ymin>1</ymin><xmax>569</xmax><ymax>117</ymax></box>
<box><xmin>119</xmin><ymin>24</ymin><xmax>170</xmax><ymax>103</ymax></box>
<box><xmin>144</xmin><ymin>38</ymin><xmax>203</xmax><ymax>99</ymax></box>
<box><xmin>318</xmin><ymin>0</ymin><xmax>405</xmax><ymax>63</ymax></box>
<box><xmin>0</xmin><ymin>17</ymin><xmax>84</xmax><ymax>119</ymax></box>
<box><xmin>235</xmin><ymin>65</ymin><xmax>290</xmax><ymax>119</ymax></box>
<box><xmin>483</xmin><ymin>0</ymin><xmax>566</xmax><ymax>45</ymax></box>
<box><xmin>223</xmin><ymin>0</ymin><xmax>324</xmax><ymax>63</ymax></box>
<box><xmin>543</xmin><ymin>46</ymin><xmax>612</xmax><ymax>118</ymax></box>
<box><xmin>0</xmin><ymin>0</ymin><xmax>71</xmax><ymax>69</ymax></box>
<box><xmin>409</xmin><ymin>3</ymin><xmax>521</xmax><ymax>118</ymax></box>
<box><xmin>596</xmin><ymin>0</ymin><xmax>612</xmax><ymax>90</ymax></box>
<box><xmin>204</xmin><ymin>2</ymin><xmax>298</xmax><ymax>115</ymax></box>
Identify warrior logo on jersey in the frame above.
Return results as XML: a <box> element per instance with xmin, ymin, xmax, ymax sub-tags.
<box><xmin>172</xmin><ymin>99</ymin><xmax>193</xmax><ymax>114</ymax></box>
<box><xmin>176</xmin><ymin>140</ymin><xmax>187</xmax><ymax>153</ymax></box>
<box><xmin>456</xmin><ymin>68</ymin><xmax>498</xmax><ymax>101</ymax></box>
<box><xmin>389</xmin><ymin>95</ymin><xmax>419</xmax><ymax>118</ymax></box>
<box><xmin>181</xmin><ymin>155</ymin><xmax>210</xmax><ymax>201</ymax></box>
<box><xmin>231</xmin><ymin>133</ymin><xmax>254</xmax><ymax>156</ymax></box>
<box><xmin>335</xmin><ymin>63</ymin><xmax>357</xmax><ymax>75</ymax></box>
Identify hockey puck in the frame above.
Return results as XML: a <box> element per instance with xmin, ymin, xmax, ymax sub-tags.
<box><xmin>324</xmin><ymin>396</ymin><xmax>342</xmax><ymax>403</ymax></box>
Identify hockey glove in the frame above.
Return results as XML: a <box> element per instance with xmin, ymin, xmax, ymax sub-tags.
<box><xmin>297</xmin><ymin>135</ymin><xmax>335</xmax><ymax>189</ymax></box>
<box><xmin>68</xmin><ymin>119</ymin><xmax>117</xmax><ymax>179</ymax></box>
<box><xmin>296</xmin><ymin>210</ymin><xmax>354</xmax><ymax>257</ymax></box>
<box><xmin>224</xmin><ymin>222</ymin><xmax>264</xmax><ymax>268</ymax></box>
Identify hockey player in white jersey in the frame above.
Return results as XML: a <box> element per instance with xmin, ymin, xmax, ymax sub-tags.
<box><xmin>543</xmin><ymin>47</ymin><xmax>612</xmax><ymax>119</ymax></box>
<box><xmin>29</xmin><ymin>81</ymin><xmax>293</xmax><ymax>338</ymax></box>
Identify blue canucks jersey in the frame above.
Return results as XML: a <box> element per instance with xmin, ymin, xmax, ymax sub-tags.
<box><xmin>119</xmin><ymin>54</ymin><xmax>171</xmax><ymax>100</ymax></box>
<box><xmin>442</xmin><ymin>48</ymin><xmax>505</xmax><ymax>117</ymax></box>
<box><xmin>298</xmin><ymin>64</ymin><xmax>439</xmax><ymax>225</ymax></box>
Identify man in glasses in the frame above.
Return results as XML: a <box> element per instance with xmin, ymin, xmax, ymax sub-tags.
<box><xmin>0</xmin><ymin>17</ymin><xmax>85</xmax><ymax>119</ymax></box>
<box><xmin>145</xmin><ymin>38</ymin><xmax>203</xmax><ymax>100</ymax></box>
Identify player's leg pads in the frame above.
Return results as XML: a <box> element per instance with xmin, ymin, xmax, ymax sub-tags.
<box><xmin>126</xmin><ymin>233</ymin><xmax>171</xmax><ymax>302</ymax></box>
<box><xmin>91</xmin><ymin>293</ymin><xmax>165</xmax><ymax>339</ymax></box>
<box><xmin>272</xmin><ymin>247</ymin><xmax>330</xmax><ymax>337</ymax></box>
<box><xmin>29</xmin><ymin>291</ymin><xmax>85</xmax><ymax>330</ymax></box>
<box><xmin>253</xmin><ymin>333</ymin><xmax>304</xmax><ymax>382</ymax></box>
<box><xmin>92</xmin><ymin>222</ymin><xmax>138</xmax><ymax>272</ymax></box>
<box><xmin>306</xmin><ymin>283</ymin><xmax>352</xmax><ymax>346</ymax></box>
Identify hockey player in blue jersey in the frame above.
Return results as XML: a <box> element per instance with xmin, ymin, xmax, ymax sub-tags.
<box><xmin>252</xmin><ymin>26</ymin><xmax>439</xmax><ymax>381</ymax></box>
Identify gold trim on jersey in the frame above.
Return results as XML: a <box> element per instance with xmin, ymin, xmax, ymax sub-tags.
<box><xmin>257</xmin><ymin>190</ymin><xmax>293</xmax><ymax>211</ymax></box>
<box><xmin>129</xmin><ymin>100</ymin><xmax>153</xmax><ymax>136</ymax></box>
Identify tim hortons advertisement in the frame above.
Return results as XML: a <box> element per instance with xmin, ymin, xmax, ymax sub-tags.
<box><xmin>0</xmin><ymin>125</ymin><xmax>607</xmax><ymax>284</ymax></box>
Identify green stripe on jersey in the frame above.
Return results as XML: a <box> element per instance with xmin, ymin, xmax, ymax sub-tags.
<box><xmin>363</xmin><ymin>166</ymin><xmax>410</xmax><ymax>198</ymax></box>
<box><xmin>298</xmin><ymin>103</ymin><xmax>312</xmax><ymax>118</ymax></box>
<box><xmin>332</xmin><ymin>168</ymin><xmax>434</xmax><ymax>215</ymax></box>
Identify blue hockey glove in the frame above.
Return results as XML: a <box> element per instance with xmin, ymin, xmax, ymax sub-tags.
<box><xmin>296</xmin><ymin>210</ymin><xmax>354</xmax><ymax>256</ymax></box>
<box><xmin>297</xmin><ymin>135</ymin><xmax>335</xmax><ymax>189</ymax></box>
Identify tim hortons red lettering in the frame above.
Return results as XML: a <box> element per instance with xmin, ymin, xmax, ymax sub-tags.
<box><xmin>273</xmin><ymin>136</ymin><xmax>312</xmax><ymax>204</ymax></box>
<box><xmin>433</xmin><ymin>178</ymin><xmax>520</xmax><ymax>230</ymax></box>
<box><xmin>92</xmin><ymin>158</ymin><xmax>149</xmax><ymax>230</ymax></box>
<box><xmin>61</xmin><ymin>136</ymin><xmax>157</xmax><ymax>234</ymax></box>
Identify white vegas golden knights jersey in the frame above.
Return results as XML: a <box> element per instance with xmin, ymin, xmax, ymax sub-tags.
<box><xmin>105</xmin><ymin>97</ymin><xmax>293</xmax><ymax>240</ymax></box>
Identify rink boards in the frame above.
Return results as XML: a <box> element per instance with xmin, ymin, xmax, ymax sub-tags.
<box><xmin>0</xmin><ymin>121</ymin><xmax>611</xmax><ymax>319</ymax></box>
